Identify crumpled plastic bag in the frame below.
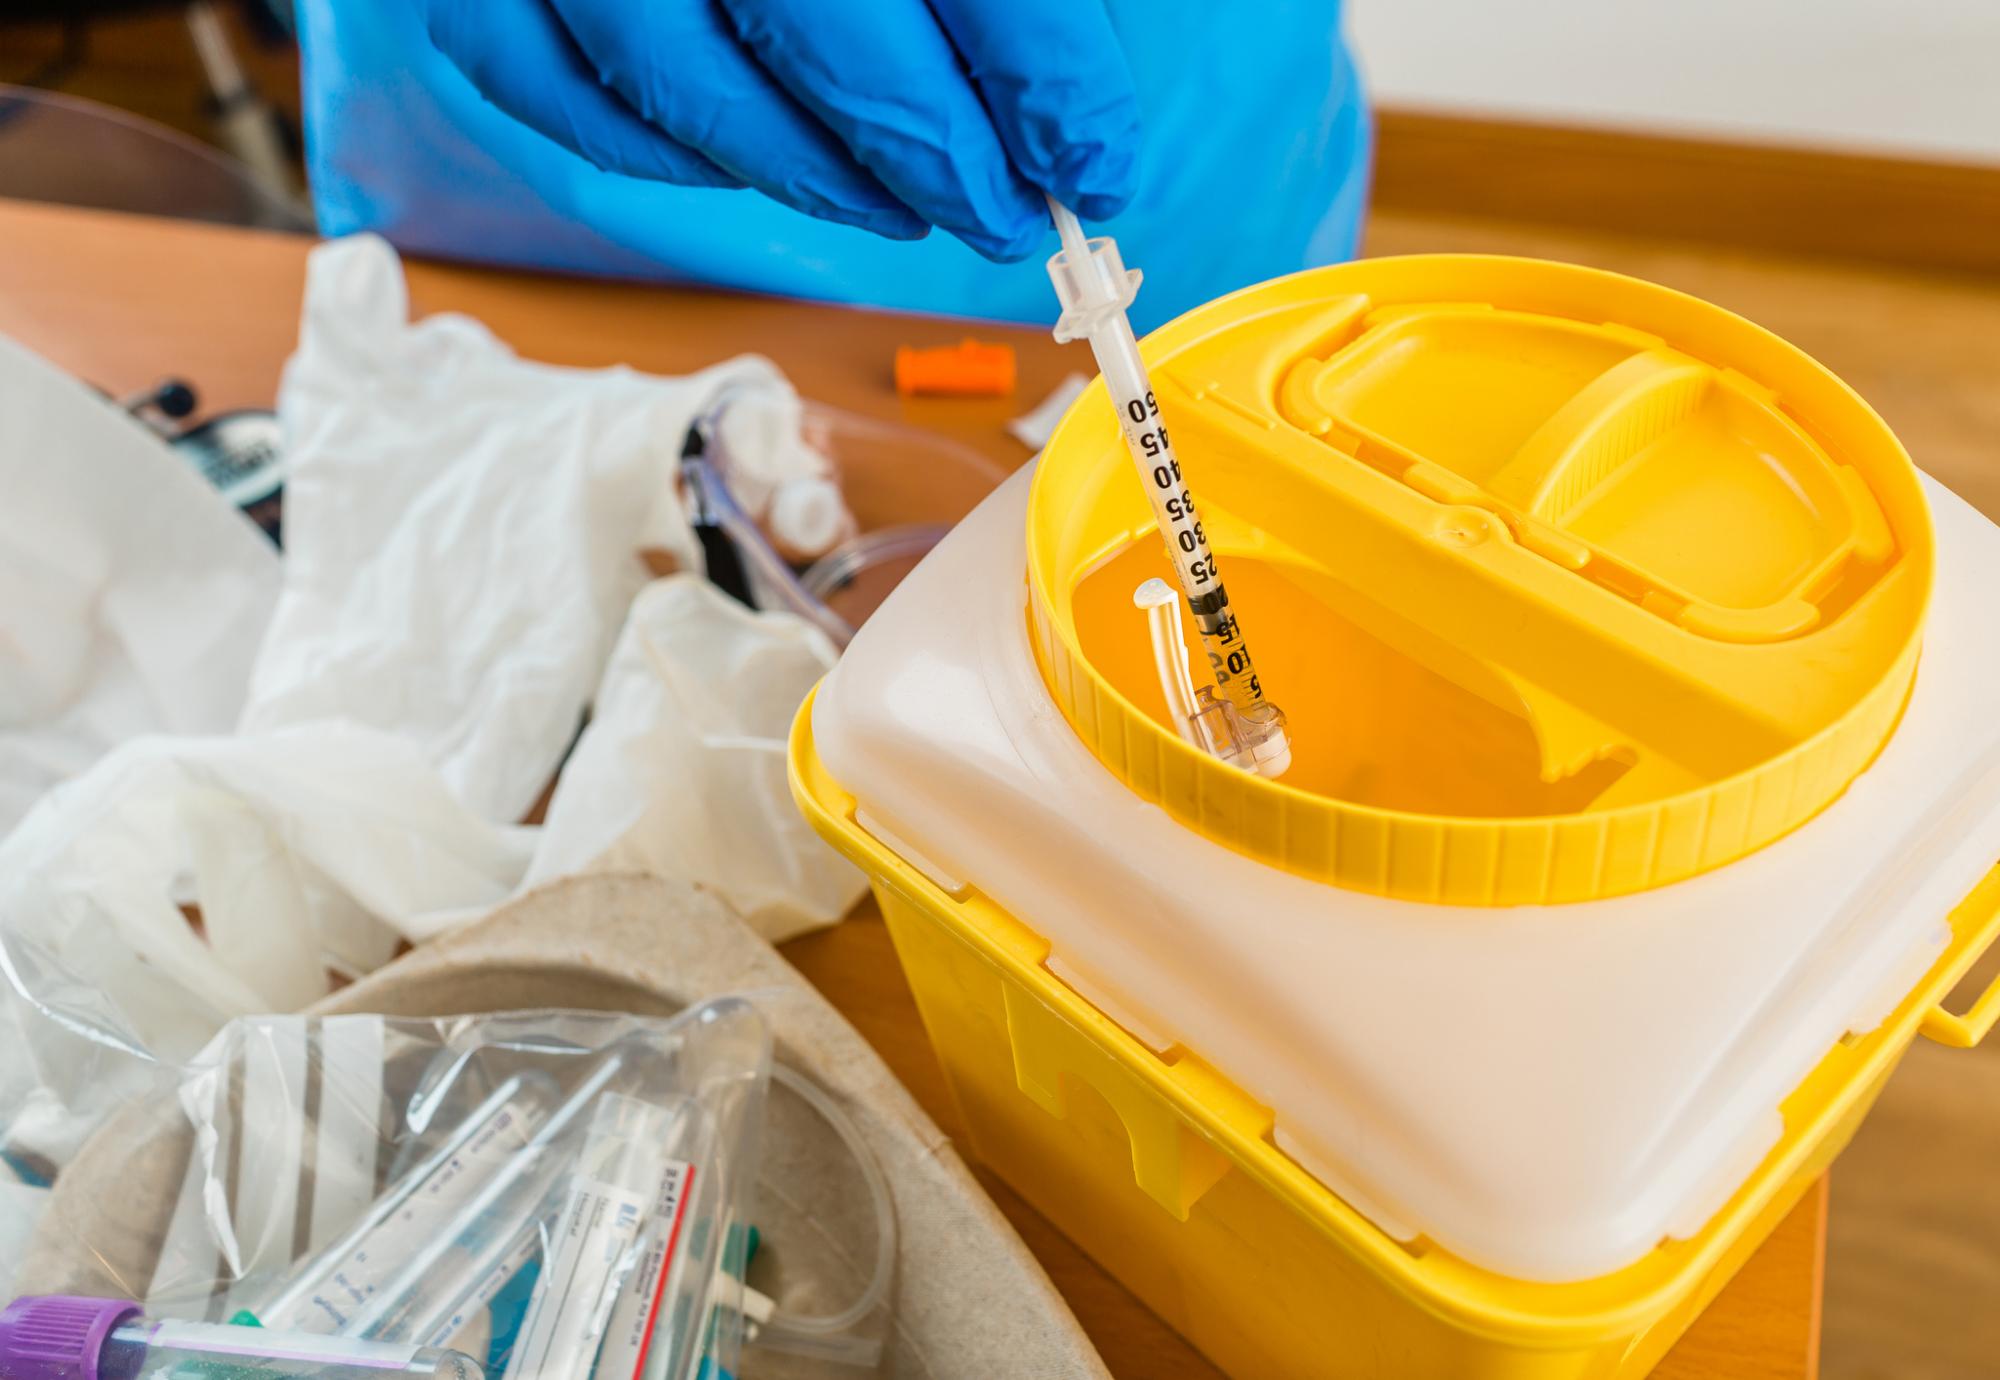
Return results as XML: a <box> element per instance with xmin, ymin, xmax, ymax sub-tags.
<box><xmin>0</xmin><ymin>336</ymin><xmax>279</xmax><ymax>837</ymax></box>
<box><xmin>527</xmin><ymin>575</ymin><xmax>862</xmax><ymax>940</ymax></box>
<box><xmin>0</xmin><ymin>723</ymin><xmax>534</xmax><ymax>1167</ymax></box>
<box><xmin>240</xmin><ymin>233</ymin><xmax>791</xmax><ymax>824</ymax></box>
<box><xmin>0</xmin><ymin>237</ymin><xmax>864</xmax><ymax>1182</ymax></box>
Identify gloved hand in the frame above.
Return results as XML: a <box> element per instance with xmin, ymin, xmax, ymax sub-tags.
<box><xmin>420</xmin><ymin>0</ymin><xmax>1143</xmax><ymax>261</ymax></box>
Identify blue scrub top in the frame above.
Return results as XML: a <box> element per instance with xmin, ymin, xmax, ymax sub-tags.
<box><xmin>296</xmin><ymin>1</ymin><xmax>1370</xmax><ymax>333</ymax></box>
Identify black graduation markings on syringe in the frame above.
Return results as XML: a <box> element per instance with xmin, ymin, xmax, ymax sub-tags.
<box><xmin>1119</xmin><ymin>388</ymin><xmax>1269</xmax><ymax>714</ymax></box>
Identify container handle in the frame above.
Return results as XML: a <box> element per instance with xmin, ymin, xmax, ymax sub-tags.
<box><xmin>1001</xmin><ymin>985</ymin><xmax>1233</xmax><ymax>1220</ymax></box>
<box><xmin>1916</xmin><ymin>860</ymin><xmax>2000</xmax><ymax>1049</ymax></box>
<box><xmin>1921</xmin><ymin>969</ymin><xmax>2000</xmax><ymax>1049</ymax></box>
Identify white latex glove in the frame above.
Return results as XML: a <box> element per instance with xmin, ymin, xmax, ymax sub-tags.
<box><xmin>0</xmin><ymin>337</ymin><xmax>278</xmax><ymax>837</ymax></box>
<box><xmin>527</xmin><ymin>575</ymin><xmax>862</xmax><ymax>939</ymax></box>
<box><xmin>241</xmin><ymin>234</ymin><xmax>789</xmax><ymax>823</ymax></box>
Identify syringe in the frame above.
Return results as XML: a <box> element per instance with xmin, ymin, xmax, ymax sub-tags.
<box><xmin>250</xmin><ymin>1050</ymin><xmax>629</xmax><ymax>1347</ymax></box>
<box><xmin>1044</xmin><ymin>200</ymin><xmax>1291</xmax><ymax>778</ymax></box>
<box><xmin>251</xmin><ymin>1072</ymin><xmax>563</xmax><ymax>1336</ymax></box>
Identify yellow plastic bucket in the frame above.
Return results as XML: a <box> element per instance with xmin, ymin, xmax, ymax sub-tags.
<box><xmin>790</xmin><ymin>256</ymin><xmax>2000</xmax><ymax>1377</ymax></box>
<box><xmin>795</xmin><ymin>719</ymin><xmax>2000</xmax><ymax>1377</ymax></box>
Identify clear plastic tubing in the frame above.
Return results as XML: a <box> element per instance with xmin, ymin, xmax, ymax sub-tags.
<box><xmin>750</xmin><ymin>1063</ymin><xmax>894</xmax><ymax>1370</ymax></box>
<box><xmin>0</xmin><ymin>1296</ymin><xmax>484</xmax><ymax>1380</ymax></box>
<box><xmin>797</xmin><ymin>523</ymin><xmax>951</xmax><ymax>603</ymax></box>
<box><xmin>1044</xmin><ymin>198</ymin><xmax>1289</xmax><ymax>776</ymax></box>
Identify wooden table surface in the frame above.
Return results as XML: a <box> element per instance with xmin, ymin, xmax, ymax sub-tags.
<box><xmin>0</xmin><ymin>196</ymin><xmax>1834</xmax><ymax>1379</ymax></box>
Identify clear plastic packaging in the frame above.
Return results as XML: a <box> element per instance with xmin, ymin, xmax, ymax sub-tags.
<box><xmin>506</xmin><ymin>1094</ymin><xmax>700</xmax><ymax>1380</ymax></box>
<box><xmin>10</xmin><ymin>968</ymin><xmax>915</xmax><ymax>1376</ymax></box>
<box><xmin>24</xmin><ymin>1004</ymin><xmax>773</xmax><ymax>1380</ymax></box>
<box><xmin>1044</xmin><ymin>199</ymin><xmax>1289</xmax><ymax>778</ymax></box>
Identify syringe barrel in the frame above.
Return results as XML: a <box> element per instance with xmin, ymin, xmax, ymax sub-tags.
<box><xmin>1045</xmin><ymin>200</ymin><xmax>1276</xmax><ymax>740</ymax></box>
<box><xmin>0</xmin><ymin>1297</ymin><xmax>484</xmax><ymax>1380</ymax></box>
<box><xmin>1092</xmin><ymin>311</ymin><xmax>1270</xmax><ymax>718</ymax></box>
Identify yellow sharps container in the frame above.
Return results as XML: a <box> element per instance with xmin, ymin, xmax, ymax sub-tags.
<box><xmin>791</xmin><ymin>256</ymin><xmax>2000</xmax><ymax>1378</ymax></box>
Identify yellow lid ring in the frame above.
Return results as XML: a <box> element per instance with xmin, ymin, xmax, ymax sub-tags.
<box><xmin>1027</xmin><ymin>256</ymin><xmax>1931</xmax><ymax>906</ymax></box>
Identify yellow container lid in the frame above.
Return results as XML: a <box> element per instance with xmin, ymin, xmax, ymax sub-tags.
<box><xmin>1028</xmin><ymin>255</ymin><xmax>1933</xmax><ymax>905</ymax></box>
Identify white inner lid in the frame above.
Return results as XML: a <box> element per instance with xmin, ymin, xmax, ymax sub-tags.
<box><xmin>813</xmin><ymin>467</ymin><xmax>2000</xmax><ymax>1282</ymax></box>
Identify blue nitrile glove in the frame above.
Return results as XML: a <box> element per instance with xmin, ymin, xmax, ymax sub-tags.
<box><xmin>418</xmin><ymin>0</ymin><xmax>1143</xmax><ymax>262</ymax></box>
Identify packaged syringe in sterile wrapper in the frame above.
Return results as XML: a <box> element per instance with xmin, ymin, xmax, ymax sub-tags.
<box><xmin>248</xmin><ymin>1064</ymin><xmax>609</xmax><ymax>1341</ymax></box>
<box><xmin>594</xmin><ymin>1145</ymin><xmax>702</xmax><ymax>1380</ymax></box>
<box><xmin>504</xmin><ymin>1094</ymin><xmax>703</xmax><ymax>1380</ymax></box>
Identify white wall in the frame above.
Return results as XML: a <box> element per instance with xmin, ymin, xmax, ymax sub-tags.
<box><xmin>1348</xmin><ymin>0</ymin><xmax>2000</xmax><ymax>164</ymax></box>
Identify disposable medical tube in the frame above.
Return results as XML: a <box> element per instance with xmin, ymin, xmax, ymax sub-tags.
<box><xmin>0</xmin><ymin>1295</ymin><xmax>483</xmax><ymax>1380</ymax></box>
<box><xmin>503</xmin><ymin>1094</ymin><xmax>691</xmax><ymax>1380</ymax></box>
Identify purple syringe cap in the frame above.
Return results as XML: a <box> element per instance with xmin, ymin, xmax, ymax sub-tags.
<box><xmin>0</xmin><ymin>1295</ymin><xmax>143</xmax><ymax>1380</ymax></box>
